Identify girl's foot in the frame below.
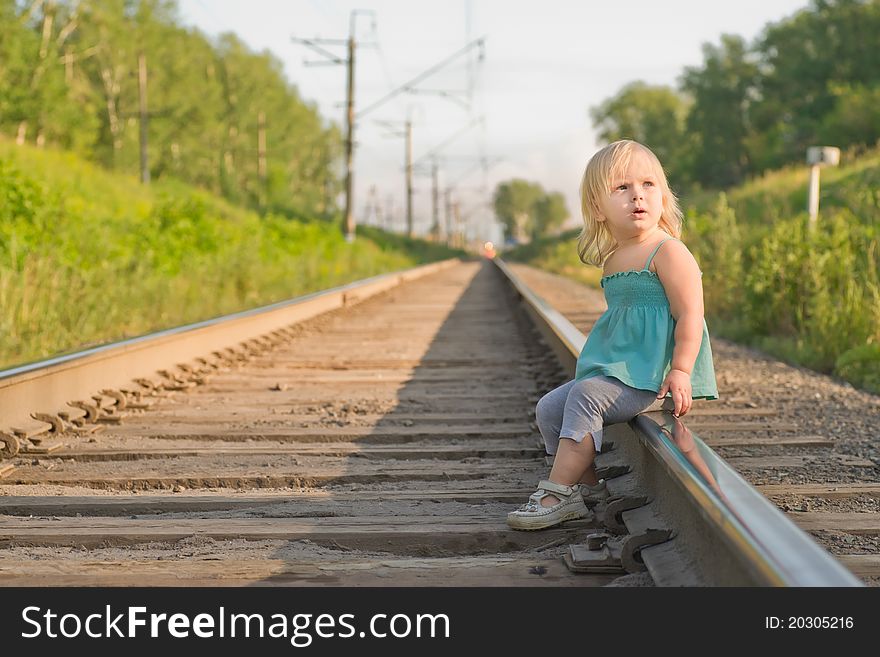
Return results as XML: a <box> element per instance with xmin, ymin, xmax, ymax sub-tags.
<box><xmin>507</xmin><ymin>480</ymin><xmax>589</xmax><ymax>531</ymax></box>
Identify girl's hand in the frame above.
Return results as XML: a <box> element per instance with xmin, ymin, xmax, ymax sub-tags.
<box><xmin>656</xmin><ymin>369</ymin><xmax>692</xmax><ymax>417</ymax></box>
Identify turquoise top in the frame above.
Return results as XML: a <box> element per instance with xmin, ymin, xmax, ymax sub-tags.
<box><xmin>574</xmin><ymin>237</ymin><xmax>719</xmax><ymax>400</ymax></box>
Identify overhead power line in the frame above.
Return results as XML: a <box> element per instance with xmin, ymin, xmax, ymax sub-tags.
<box><xmin>355</xmin><ymin>37</ymin><xmax>485</xmax><ymax>119</ymax></box>
<box><xmin>293</xmin><ymin>23</ymin><xmax>485</xmax><ymax>243</ymax></box>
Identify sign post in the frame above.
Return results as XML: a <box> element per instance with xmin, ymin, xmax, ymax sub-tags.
<box><xmin>806</xmin><ymin>146</ymin><xmax>840</xmax><ymax>231</ymax></box>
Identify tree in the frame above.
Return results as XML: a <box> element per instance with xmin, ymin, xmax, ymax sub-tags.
<box><xmin>493</xmin><ymin>180</ymin><xmax>568</xmax><ymax>243</ymax></box>
<box><xmin>818</xmin><ymin>82</ymin><xmax>880</xmax><ymax>148</ymax></box>
<box><xmin>532</xmin><ymin>192</ymin><xmax>568</xmax><ymax>240</ymax></box>
<box><xmin>0</xmin><ymin>0</ymin><xmax>343</xmax><ymax>218</ymax></box>
<box><xmin>751</xmin><ymin>0</ymin><xmax>880</xmax><ymax>170</ymax></box>
<box><xmin>0</xmin><ymin>0</ymin><xmax>97</xmax><ymax>151</ymax></box>
<box><xmin>493</xmin><ymin>179</ymin><xmax>543</xmax><ymax>243</ymax></box>
<box><xmin>680</xmin><ymin>34</ymin><xmax>758</xmax><ymax>188</ymax></box>
<box><xmin>590</xmin><ymin>81</ymin><xmax>690</xmax><ymax>185</ymax></box>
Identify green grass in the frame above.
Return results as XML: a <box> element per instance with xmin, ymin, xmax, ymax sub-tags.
<box><xmin>0</xmin><ymin>138</ymin><xmax>465</xmax><ymax>369</ymax></box>
<box><xmin>688</xmin><ymin>146</ymin><xmax>880</xmax><ymax>231</ymax></box>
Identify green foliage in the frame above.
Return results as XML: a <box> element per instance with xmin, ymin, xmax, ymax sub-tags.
<box><xmin>590</xmin><ymin>0</ymin><xmax>880</xmax><ymax>191</ymax></box>
<box><xmin>532</xmin><ymin>192</ymin><xmax>569</xmax><ymax>241</ymax></box>
<box><xmin>835</xmin><ymin>344</ymin><xmax>880</xmax><ymax>394</ymax></box>
<box><xmin>819</xmin><ymin>83</ymin><xmax>880</xmax><ymax>147</ymax></box>
<box><xmin>493</xmin><ymin>179</ymin><xmax>543</xmax><ymax>242</ymax></box>
<box><xmin>686</xmin><ymin>152</ymin><xmax>880</xmax><ymax>383</ymax></box>
<box><xmin>683</xmin><ymin>194</ymin><xmax>744</xmax><ymax>318</ymax></box>
<box><xmin>356</xmin><ymin>225</ymin><xmax>467</xmax><ymax>263</ymax></box>
<box><xmin>751</xmin><ymin>0</ymin><xmax>880</xmax><ymax>169</ymax></box>
<box><xmin>590</xmin><ymin>81</ymin><xmax>691</xmax><ymax>185</ymax></box>
<box><xmin>694</xmin><ymin>147</ymin><xmax>880</xmax><ymax>229</ymax></box>
<box><xmin>0</xmin><ymin>0</ymin><xmax>99</xmax><ymax>152</ymax></box>
<box><xmin>680</xmin><ymin>35</ymin><xmax>758</xmax><ymax>189</ymax></box>
<box><xmin>0</xmin><ymin>0</ymin><xmax>341</xmax><ymax>218</ymax></box>
<box><xmin>493</xmin><ymin>179</ymin><xmax>570</xmax><ymax>242</ymax></box>
<box><xmin>0</xmin><ymin>139</ymin><xmax>448</xmax><ymax>369</ymax></box>
<box><xmin>740</xmin><ymin>211</ymin><xmax>878</xmax><ymax>370</ymax></box>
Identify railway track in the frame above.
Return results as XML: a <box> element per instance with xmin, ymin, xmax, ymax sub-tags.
<box><xmin>0</xmin><ymin>258</ymin><xmax>874</xmax><ymax>586</ymax></box>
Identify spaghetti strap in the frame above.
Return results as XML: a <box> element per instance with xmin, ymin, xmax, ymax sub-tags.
<box><xmin>644</xmin><ymin>237</ymin><xmax>676</xmax><ymax>271</ymax></box>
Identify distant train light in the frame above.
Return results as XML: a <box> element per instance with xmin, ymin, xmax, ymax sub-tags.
<box><xmin>482</xmin><ymin>241</ymin><xmax>496</xmax><ymax>258</ymax></box>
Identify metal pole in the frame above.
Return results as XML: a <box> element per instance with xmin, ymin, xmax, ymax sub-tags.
<box><xmin>452</xmin><ymin>201</ymin><xmax>464</xmax><ymax>249</ymax></box>
<box><xmin>431</xmin><ymin>159</ymin><xmax>439</xmax><ymax>240</ymax></box>
<box><xmin>137</xmin><ymin>51</ymin><xmax>150</xmax><ymax>185</ymax></box>
<box><xmin>258</xmin><ymin>110</ymin><xmax>267</xmax><ymax>207</ymax></box>
<box><xmin>807</xmin><ymin>164</ymin><xmax>820</xmax><ymax>232</ymax></box>
<box><xmin>444</xmin><ymin>187</ymin><xmax>452</xmax><ymax>245</ymax></box>
<box><xmin>405</xmin><ymin>120</ymin><xmax>414</xmax><ymax>238</ymax></box>
<box><xmin>343</xmin><ymin>33</ymin><xmax>356</xmax><ymax>242</ymax></box>
<box><xmin>373</xmin><ymin>189</ymin><xmax>383</xmax><ymax>229</ymax></box>
<box><xmin>384</xmin><ymin>194</ymin><xmax>394</xmax><ymax>232</ymax></box>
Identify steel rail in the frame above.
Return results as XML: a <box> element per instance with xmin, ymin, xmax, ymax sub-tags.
<box><xmin>493</xmin><ymin>257</ymin><xmax>863</xmax><ymax>587</ymax></box>
<box><xmin>0</xmin><ymin>259</ymin><xmax>460</xmax><ymax>450</ymax></box>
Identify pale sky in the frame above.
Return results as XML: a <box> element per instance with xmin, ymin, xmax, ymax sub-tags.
<box><xmin>177</xmin><ymin>0</ymin><xmax>810</xmax><ymax>243</ymax></box>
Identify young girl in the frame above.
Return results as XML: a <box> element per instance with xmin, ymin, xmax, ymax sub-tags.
<box><xmin>508</xmin><ymin>139</ymin><xmax>718</xmax><ymax>531</ymax></box>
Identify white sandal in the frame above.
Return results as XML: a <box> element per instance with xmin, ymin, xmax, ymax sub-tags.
<box><xmin>507</xmin><ymin>480</ymin><xmax>589</xmax><ymax>531</ymax></box>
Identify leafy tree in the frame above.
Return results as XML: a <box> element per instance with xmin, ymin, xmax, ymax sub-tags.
<box><xmin>751</xmin><ymin>0</ymin><xmax>880</xmax><ymax>169</ymax></box>
<box><xmin>590</xmin><ymin>81</ymin><xmax>691</xmax><ymax>185</ymax></box>
<box><xmin>493</xmin><ymin>179</ymin><xmax>543</xmax><ymax>243</ymax></box>
<box><xmin>493</xmin><ymin>180</ymin><xmax>569</xmax><ymax>242</ymax></box>
<box><xmin>532</xmin><ymin>192</ymin><xmax>569</xmax><ymax>240</ymax></box>
<box><xmin>0</xmin><ymin>0</ymin><xmax>342</xmax><ymax>218</ymax></box>
<box><xmin>0</xmin><ymin>2</ymin><xmax>39</xmax><ymax>137</ymax></box>
<box><xmin>0</xmin><ymin>0</ymin><xmax>97</xmax><ymax>151</ymax></box>
<box><xmin>818</xmin><ymin>83</ymin><xmax>880</xmax><ymax>148</ymax></box>
<box><xmin>680</xmin><ymin>34</ymin><xmax>758</xmax><ymax>188</ymax></box>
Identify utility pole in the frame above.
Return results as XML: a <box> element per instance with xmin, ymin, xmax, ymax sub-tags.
<box><xmin>363</xmin><ymin>185</ymin><xmax>378</xmax><ymax>226</ymax></box>
<box><xmin>444</xmin><ymin>187</ymin><xmax>452</xmax><ymax>246</ymax></box>
<box><xmin>376</xmin><ymin>117</ymin><xmax>415</xmax><ymax>237</ymax></box>
<box><xmin>411</xmin><ymin>116</ymin><xmax>484</xmax><ymax>240</ymax></box>
<box><xmin>137</xmin><ymin>51</ymin><xmax>150</xmax><ymax>184</ymax></box>
<box><xmin>405</xmin><ymin>120</ymin><xmax>414</xmax><ymax>238</ymax></box>
<box><xmin>294</xmin><ymin>32</ymin><xmax>485</xmax><ymax>241</ymax></box>
<box><xmin>431</xmin><ymin>159</ymin><xmax>440</xmax><ymax>241</ymax></box>
<box><xmin>385</xmin><ymin>194</ymin><xmax>394</xmax><ymax>232</ymax></box>
<box><xmin>356</xmin><ymin>37</ymin><xmax>485</xmax><ymax>240</ymax></box>
<box><xmin>258</xmin><ymin>110</ymin><xmax>267</xmax><ymax>207</ymax></box>
<box><xmin>343</xmin><ymin>30</ymin><xmax>356</xmax><ymax>242</ymax></box>
<box><xmin>372</xmin><ymin>187</ymin><xmax>383</xmax><ymax>228</ymax></box>
<box><xmin>292</xmin><ymin>10</ymin><xmax>376</xmax><ymax>243</ymax></box>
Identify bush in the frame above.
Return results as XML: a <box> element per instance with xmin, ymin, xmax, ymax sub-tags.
<box><xmin>0</xmin><ymin>140</ymin><xmax>459</xmax><ymax>369</ymax></box>
<box><xmin>835</xmin><ymin>344</ymin><xmax>880</xmax><ymax>394</ymax></box>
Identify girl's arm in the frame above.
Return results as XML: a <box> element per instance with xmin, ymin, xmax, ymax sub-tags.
<box><xmin>654</xmin><ymin>240</ymin><xmax>706</xmax><ymax>416</ymax></box>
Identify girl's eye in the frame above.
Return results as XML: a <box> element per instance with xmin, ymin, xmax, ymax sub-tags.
<box><xmin>644</xmin><ymin>181</ymin><xmax>655</xmax><ymax>187</ymax></box>
<box><xmin>616</xmin><ymin>184</ymin><xmax>627</xmax><ymax>191</ymax></box>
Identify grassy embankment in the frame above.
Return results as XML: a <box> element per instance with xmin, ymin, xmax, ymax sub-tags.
<box><xmin>0</xmin><ymin>138</ymin><xmax>464</xmax><ymax>369</ymax></box>
<box><xmin>504</xmin><ymin>150</ymin><xmax>880</xmax><ymax>393</ymax></box>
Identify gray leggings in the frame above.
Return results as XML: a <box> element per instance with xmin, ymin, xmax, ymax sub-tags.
<box><xmin>536</xmin><ymin>375</ymin><xmax>659</xmax><ymax>454</ymax></box>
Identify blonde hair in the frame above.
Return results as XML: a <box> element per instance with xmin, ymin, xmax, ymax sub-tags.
<box><xmin>576</xmin><ymin>140</ymin><xmax>683</xmax><ymax>267</ymax></box>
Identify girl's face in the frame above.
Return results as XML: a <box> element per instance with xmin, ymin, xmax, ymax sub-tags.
<box><xmin>596</xmin><ymin>149</ymin><xmax>664</xmax><ymax>242</ymax></box>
